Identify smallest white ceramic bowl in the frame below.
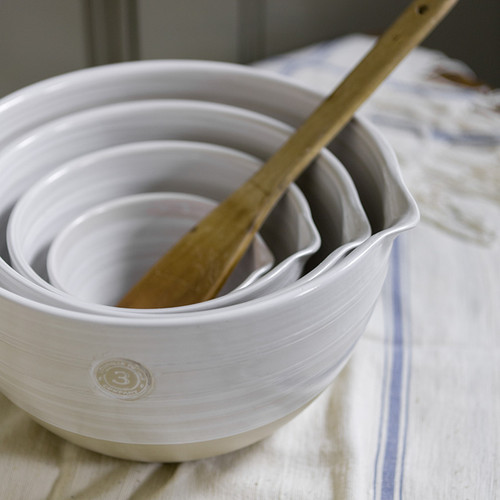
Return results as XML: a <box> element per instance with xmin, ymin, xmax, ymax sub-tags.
<box><xmin>47</xmin><ymin>192</ymin><xmax>274</xmax><ymax>308</ymax></box>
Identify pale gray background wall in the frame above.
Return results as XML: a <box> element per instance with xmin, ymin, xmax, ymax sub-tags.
<box><xmin>0</xmin><ymin>0</ymin><xmax>498</xmax><ymax>98</ymax></box>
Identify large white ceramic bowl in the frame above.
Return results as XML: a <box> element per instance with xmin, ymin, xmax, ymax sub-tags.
<box><xmin>0</xmin><ymin>101</ymin><xmax>367</xmax><ymax>315</ymax></box>
<box><xmin>0</xmin><ymin>60</ymin><xmax>418</xmax><ymax>461</ymax></box>
<box><xmin>46</xmin><ymin>192</ymin><xmax>275</xmax><ymax>306</ymax></box>
<box><xmin>8</xmin><ymin>140</ymin><xmax>319</xmax><ymax>312</ymax></box>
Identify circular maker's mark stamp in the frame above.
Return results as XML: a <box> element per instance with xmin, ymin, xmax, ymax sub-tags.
<box><xmin>92</xmin><ymin>358</ymin><xmax>152</xmax><ymax>400</ymax></box>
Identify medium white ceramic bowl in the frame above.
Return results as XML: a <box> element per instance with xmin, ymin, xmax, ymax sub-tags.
<box><xmin>0</xmin><ymin>61</ymin><xmax>418</xmax><ymax>462</ymax></box>
<box><xmin>47</xmin><ymin>192</ymin><xmax>275</xmax><ymax>306</ymax></box>
<box><xmin>0</xmin><ymin>101</ymin><xmax>367</xmax><ymax>316</ymax></box>
<box><xmin>5</xmin><ymin>139</ymin><xmax>323</xmax><ymax>313</ymax></box>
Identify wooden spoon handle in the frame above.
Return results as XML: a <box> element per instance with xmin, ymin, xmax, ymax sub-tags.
<box><xmin>118</xmin><ymin>0</ymin><xmax>458</xmax><ymax>309</ymax></box>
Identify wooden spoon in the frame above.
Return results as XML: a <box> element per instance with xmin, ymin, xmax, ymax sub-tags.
<box><xmin>118</xmin><ymin>0</ymin><xmax>458</xmax><ymax>309</ymax></box>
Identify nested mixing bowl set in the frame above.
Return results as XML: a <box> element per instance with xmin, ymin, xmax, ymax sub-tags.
<box><xmin>0</xmin><ymin>61</ymin><xmax>418</xmax><ymax>461</ymax></box>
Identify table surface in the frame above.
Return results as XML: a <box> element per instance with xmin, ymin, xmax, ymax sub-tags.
<box><xmin>1</xmin><ymin>35</ymin><xmax>499</xmax><ymax>500</ymax></box>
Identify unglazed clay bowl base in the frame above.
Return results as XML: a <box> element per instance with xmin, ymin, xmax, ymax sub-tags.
<box><xmin>34</xmin><ymin>401</ymin><xmax>311</xmax><ymax>462</ymax></box>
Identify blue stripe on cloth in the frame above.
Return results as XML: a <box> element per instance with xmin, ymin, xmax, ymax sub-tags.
<box><xmin>373</xmin><ymin>237</ymin><xmax>412</xmax><ymax>500</ymax></box>
<box><xmin>372</xmin><ymin>289</ymin><xmax>391</xmax><ymax>498</ymax></box>
<box><xmin>381</xmin><ymin>240</ymin><xmax>404</xmax><ymax>498</ymax></box>
<box><xmin>368</xmin><ymin>113</ymin><xmax>500</xmax><ymax>147</ymax></box>
<box><xmin>399</xmin><ymin>318</ymin><xmax>412</xmax><ymax>500</ymax></box>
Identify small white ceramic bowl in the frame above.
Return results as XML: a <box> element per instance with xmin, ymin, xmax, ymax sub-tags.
<box><xmin>47</xmin><ymin>192</ymin><xmax>274</xmax><ymax>307</ymax></box>
<box><xmin>0</xmin><ymin>61</ymin><xmax>418</xmax><ymax>462</ymax></box>
<box><xmin>7</xmin><ymin>140</ymin><xmax>321</xmax><ymax>313</ymax></box>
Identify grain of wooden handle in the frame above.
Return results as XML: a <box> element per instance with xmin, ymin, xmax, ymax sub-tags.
<box><xmin>118</xmin><ymin>0</ymin><xmax>458</xmax><ymax>309</ymax></box>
